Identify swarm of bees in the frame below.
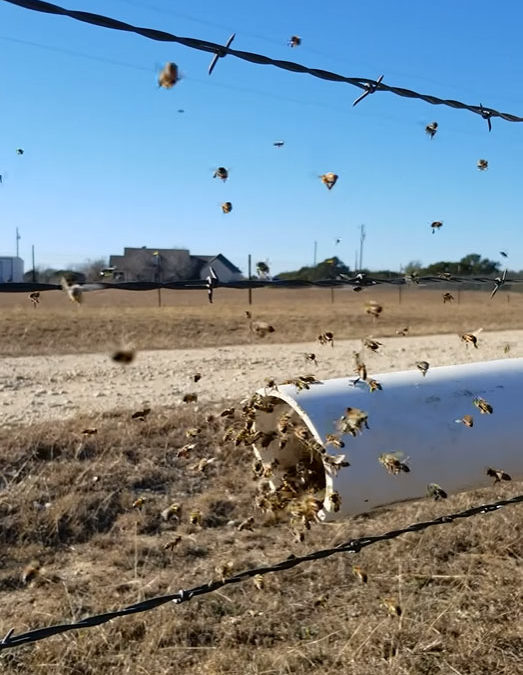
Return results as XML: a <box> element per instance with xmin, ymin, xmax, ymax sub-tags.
<box><xmin>221</xmin><ymin>201</ymin><xmax>233</xmax><ymax>214</ymax></box>
<box><xmin>431</xmin><ymin>221</ymin><xmax>443</xmax><ymax>234</ymax></box>
<box><xmin>158</xmin><ymin>62</ymin><xmax>179</xmax><ymax>88</ymax></box>
<box><xmin>477</xmin><ymin>158</ymin><xmax>488</xmax><ymax>171</ymax></box>
<box><xmin>320</xmin><ymin>172</ymin><xmax>338</xmax><ymax>190</ymax></box>
<box><xmin>379</xmin><ymin>452</ymin><xmax>410</xmax><ymax>475</ymax></box>
<box><xmin>318</xmin><ymin>331</ymin><xmax>334</xmax><ymax>347</ymax></box>
<box><xmin>442</xmin><ymin>292</ymin><xmax>454</xmax><ymax>303</ymax></box>
<box><xmin>213</xmin><ymin>167</ymin><xmax>228</xmax><ymax>181</ymax></box>
<box><xmin>425</xmin><ymin>121</ymin><xmax>438</xmax><ymax>138</ymax></box>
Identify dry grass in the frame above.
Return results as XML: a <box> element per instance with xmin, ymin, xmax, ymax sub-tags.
<box><xmin>1</xmin><ymin>287</ymin><xmax>523</xmax><ymax>356</ymax></box>
<box><xmin>0</xmin><ymin>406</ymin><xmax>521</xmax><ymax>674</ymax></box>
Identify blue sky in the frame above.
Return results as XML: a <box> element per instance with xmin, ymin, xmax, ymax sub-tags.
<box><xmin>1</xmin><ymin>0</ymin><xmax>523</xmax><ymax>275</ymax></box>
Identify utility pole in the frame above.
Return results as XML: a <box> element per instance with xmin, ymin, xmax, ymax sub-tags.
<box><xmin>313</xmin><ymin>241</ymin><xmax>318</xmax><ymax>267</ymax></box>
<box><xmin>359</xmin><ymin>224</ymin><xmax>366</xmax><ymax>271</ymax></box>
<box><xmin>16</xmin><ymin>227</ymin><xmax>20</xmax><ymax>258</ymax></box>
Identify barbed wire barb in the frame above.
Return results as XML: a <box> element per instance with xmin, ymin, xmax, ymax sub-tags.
<box><xmin>0</xmin><ymin>493</ymin><xmax>521</xmax><ymax>651</ymax></box>
<box><xmin>208</xmin><ymin>32</ymin><xmax>235</xmax><ymax>75</ymax></box>
<box><xmin>3</xmin><ymin>0</ymin><xmax>523</xmax><ymax>124</ymax></box>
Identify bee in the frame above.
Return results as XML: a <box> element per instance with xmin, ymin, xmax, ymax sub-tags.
<box><xmin>176</xmin><ymin>442</ymin><xmax>196</xmax><ymax>458</ymax></box>
<box><xmin>189</xmin><ymin>509</ymin><xmax>202</xmax><ymax>525</ymax></box>
<box><xmin>112</xmin><ymin>349</ymin><xmax>136</xmax><ymax>364</ymax></box>
<box><xmin>213</xmin><ymin>166</ymin><xmax>229</xmax><ymax>181</ymax></box>
<box><xmin>22</xmin><ymin>561</ymin><xmax>41</xmax><ymax>585</ymax></box>
<box><xmin>215</xmin><ymin>561</ymin><xmax>234</xmax><ymax>580</ymax></box>
<box><xmin>329</xmin><ymin>491</ymin><xmax>342</xmax><ymax>512</ymax></box>
<box><xmin>29</xmin><ymin>291</ymin><xmax>40</xmax><ymax>307</ymax></box>
<box><xmin>379</xmin><ymin>452</ymin><xmax>410</xmax><ymax>475</ymax></box>
<box><xmin>253</xmin><ymin>574</ymin><xmax>265</xmax><ymax>590</ymax></box>
<box><xmin>81</xmin><ymin>428</ymin><xmax>98</xmax><ymax>435</ymax></box>
<box><xmin>61</xmin><ymin>276</ymin><xmax>103</xmax><ymax>304</ymax></box>
<box><xmin>16</xmin><ymin>148</ymin><xmax>24</xmax><ymax>155</ymax></box>
<box><xmin>338</xmin><ymin>407</ymin><xmax>369</xmax><ymax>436</ymax></box>
<box><xmin>183</xmin><ymin>393</ymin><xmax>198</xmax><ymax>404</ymax></box>
<box><xmin>237</xmin><ymin>516</ymin><xmax>255</xmax><ymax>531</ymax></box>
<box><xmin>367</xmin><ymin>379</ymin><xmax>382</xmax><ymax>392</ymax></box>
<box><xmin>427</xmin><ymin>483</ymin><xmax>447</xmax><ymax>500</ymax></box>
<box><xmin>318</xmin><ymin>331</ymin><xmax>334</xmax><ymax>347</ymax></box>
<box><xmin>288</xmin><ymin>494</ymin><xmax>323</xmax><ymax>526</ymax></box>
<box><xmin>431</xmin><ymin>221</ymin><xmax>443</xmax><ymax>234</ymax></box>
<box><xmin>220</xmin><ymin>407</ymin><xmax>235</xmax><ymax>418</ymax></box>
<box><xmin>163</xmin><ymin>536</ymin><xmax>182</xmax><ymax>550</ymax></box>
<box><xmin>131</xmin><ymin>407</ymin><xmax>151</xmax><ymax>421</ymax></box>
<box><xmin>500</xmin><ymin>251</ymin><xmax>508</xmax><ymax>258</ymax></box>
<box><xmin>264</xmin><ymin>377</ymin><xmax>278</xmax><ymax>391</ymax></box>
<box><xmin>365</xmin><ymin>301</ymin><xmax>383</xmax><ymax>319</ymax></box>
<box><xmin>273</xmin><ymin>140</ymin><xmax>285</xmax><ymax>148</ymax></box>
<box><xmin>158</xmin><ymin>62</ymin><xmax>179</xmax><ymax>88</ymax></box>
<box><xmin>383</xmin><ymin>597</ymin><xmax>402</xmax><ymax>617</ymax></box>
<box><xmin>473</xmin><ymin>397</ymin><xmax>493</xmax><ymax>414</ymax></box>
<box><xmin>486</xmin><ymin>467</ymin><xmax>511</xmax><ymax>483</ymax></box>
<box><xmin>425</xmin><ymin>121</ymin><xmax>438</xmax><ymax>138</ymax></box>
<box><xmin>325</xmin><ymin>433</ymin><xmax>345</xmax><ymax>449</ymax></box>
<box><xmin>221</xmin><ymin>201</ymin><xmax>233</xmax><ymax>214</ymax></box>
<box><xmin>461</xmin><ymin>333</ymin><xmax>479</xmax><ymax>348</ymax></box>
<box><xmin>416</xmin><ymin>361</ymin><xmax>429</xmax><ymax>377</ymax></box>
<box><xmin>288</xmin><ymin>35</ymin><xmax>301</xmax><ymax>47</ymax></box>
<box><xmin>353</xmin><ymin>351</ymin><xmax>367</xmax><ymax>381</ymax></box>
<box><xmin>363</xmin><ymin>337</ymin><xmax>382</xmax><ymax>352</ymax></box>
<box><xmin>161</xmin><ymin>502</ymin><xmax>181</xmax><ymax>521</ymax></box>
<box><xmin>320</xmin><ymin>172</ymin><xmax>338</xmax><ymax>190</ymax></box>
<box><xmin>442</xmin><ymin>292</ymin><xmax>454</xmax><ymax>303</ymax></box>
<box><xmin>455</xmin><ymin>414</ymin><xmax>474</xmax><ymax>428</ymax></box>
<box><xmin>294</xmin><ymin>425</ymin><xmax>311</xmax><ymax>443</ymax></box>
<box><xmin>477</xmin><ymin>158</ymin><xmax>488</xmax><ymax>171</ymax></box>
<box><xmin>251</xmin><ymin>320</ymin><xmax>275</xmax><ymax>337</ymax></box>
<box><xmin>132</xmin><ymin>497</ymin><xmax>146</xmax><ymax>510</ymax></box>
<box><xmin>193</xmin><ymin>372</ymin><xmax>202</xmax><ymax>383</ymax></box>
<box><xmin>185</xmin><ymin>427</ymin><xmax>201</xmax><ymax>438</ymax></box>
<box><xmin>395</xmin><ymin>327</ymin><xmax>409</xmax><ymax>336</ymax></box>
<box><xmin>503</xmin><ymin>343</ymin><xmax>510</xmax><ymax>354</ymax></box>
<box><xmin>304</xmin><ymin>352</ymin><xmax>319</xmax><ymax>366</ymax></box>
<box><xmin>352</xmin><ymin>565</ymin><xmax>368</xmax><ymax>584</ymax></box>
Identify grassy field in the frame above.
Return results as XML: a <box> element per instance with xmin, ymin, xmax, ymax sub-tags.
<box><xmin>0</xmin><ymin>406</ymin><xmax>521</xmax><ymax>674</ymax></box>
<box><xmin>1</xmin><ymin>286</ymin><xmax>523</xmax><ymax>356</ymax></box>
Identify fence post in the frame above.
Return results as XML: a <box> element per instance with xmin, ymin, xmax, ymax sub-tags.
<box><xmin>248</xmin><ymin>254</ymin><xmax>252</xmax><ymax>306</ymax></box>
<box><xmin>330</xmin><ymin>287</ymin><xmax>335</xmax><ymax>304</ymax></box>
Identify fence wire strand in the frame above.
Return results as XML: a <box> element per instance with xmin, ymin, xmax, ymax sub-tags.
<box><xmin>0</xmin><ymin>493</ymin><xmax>521</xmax><ymax>651</ymax></box>
<box><xmin>3</xmin><ymin>0</ymin><xmax>523</xmax><ymax>124</ymax></box>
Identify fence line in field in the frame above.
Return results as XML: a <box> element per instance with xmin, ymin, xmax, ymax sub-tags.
<box><xmin>3</xmin><ymin>0</ymin><xmax>523</xmax><ymax>128</ymax></box>
<box><xmin>0</xmin><ymin>493</ymin><xmax>521</xmax><ymax>651</ymax></box>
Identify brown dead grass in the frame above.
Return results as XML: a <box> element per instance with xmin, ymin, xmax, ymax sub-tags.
<box><xmin>2</xmin><ymin>287</ymin><xmax>523</xmax><ymax>356</ymax></box>
<box><xmin>0</xmin><ymin>406</ymin><xmax>521</xmax><ymax>674</ymax></box>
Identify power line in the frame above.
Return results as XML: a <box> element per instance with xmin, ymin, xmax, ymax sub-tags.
<box><xmin>3</xmin><ymin>0</ymin><xmax>523</xmax><ymax>126</ymax></box>
<box><xmin>1</xmin><ymin>493</ymin><xmax>521</xmax><ymax>651</ymax></box>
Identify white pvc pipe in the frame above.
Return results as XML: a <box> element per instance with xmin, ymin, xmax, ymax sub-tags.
<box><xmin>253</xmin><ymin>359</ymin><xmax>523</xmax><ymax>521</ymax></box>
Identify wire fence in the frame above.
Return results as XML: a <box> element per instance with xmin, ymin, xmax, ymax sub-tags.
<box><xmin>3</xmin><ymin>0</ymin><xmax>523</xmax><ymax>127</ymax></box>
<box><xmin>0</xmin><ymin>493</ymin><xmax>521</xmax><ymax>651</ymax></box>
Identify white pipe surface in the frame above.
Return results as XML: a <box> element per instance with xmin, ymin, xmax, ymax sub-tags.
<box><xmin>253</xmin><ymin>359</ymin><xmax>523</xmax><ymax>521</ymax></box>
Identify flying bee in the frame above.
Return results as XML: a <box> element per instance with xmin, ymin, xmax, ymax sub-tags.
<box><xmin>353</xmin><ymin>351</ymin><xmax>367</xmax><ymax>381</ymax></box>
<box><xmin>294</xmin><ymin>425</ymin><xmax>311</xmax><ymax>442</ymax></box>
<box><xmin>189</xmin><ymin>509</ymin><xmax>202</xmax><ymax>525</ymax></box>
<box><xmin>177</xmin><ymin>442</ymin><xmax>196</xmax><ymax>458</ymax></box>
<box><xmin>325</xmin><ymin>433</ymin><xmax>345</xmax><ymax>449</ymax></box>
<box><xmin>477</xmin><ymin>158</ymin><xmax>488</xmax><ymax>171</ymax></box>
<box><xmin>22</xmin><ymin>561</ymin><xmax>41</xmax><ymax>585</ymax></box>
<box><xmin>323</xmin><ymin>453</ymin><xmax>350</xmax><ymax>473</ymax></box>
<box><xmin>215</xmin><ymin>560</ymin><xmax>234</xmax><ymax>580</ymax></box>
<box><xmin>213</xmin><ymin>166</ymin><xmax>229</xmax><ymax>181</ymax></box>
<box><xmin>81</xmin><ymin>428</ymin><xmax>98</xmax><ymax>435</ymax></box>
<box><xmin>131</xmin><ymin>407</ymin><xmax>151</xmax><ymax>421</ymax></box>
<box><xmin>416</xmin><ymin>361</ymin><xmax>429</xmax><ymax>377</ymax></box>
<box><xmin>305</xmin><ymin>352</ymin><xmax>318</xmax><ymax>366</ymax></box>
<box><xmin>503</xmin><ymin>343</ymin><xmax>511</xmax><ymax>354</ymax></box>
<box><xmin>264</xmin><ymin>377</ymin><xmax>278</xmax><ymax>391</ymax></box>
<box><xmin>16</xmin><ymin>148</ymin><xmax>24</xmax><ymax>155</ymax></box>
<box><xmin>461</xmin><ymin>333</ymin><xmax>479</xmax><ymax>348</ymax></box>
<box><xmin>288</xmin><ymin>35</ymin><xmax>301</xmax><ymax>47</ymax></box>
<box><xmin>183</xmin><ymin>393</ymin><xmax>198</xmax><ymax>404</ymax></box>
<box><xmin>486</xmin><ymin>467</ymin><xmax>511</xmax><ymax>483</ymax></box>
<box><xmin>383</xmin><ymin>597</ymin><xmax>402</xmax><ymax>617</ymax></box>
<box><xmin>193</xmin><ymin>372</ymin><xmax>202</xmax><ymax>382</ymax></box>
<box><xmin>251</xmin><ymin>320</ymin><xmax>275</xmax><ymax>337</ymax></box>
<box><xmin>318</xmin><ymin>331</ymin><xmax>334</xmax><ymax>347</ymax></box>
<box><xmin>161</xmin><ymin>502</ymin><xmax>181</xmax><ymax>521</ymax></box>
<box><xmin>352</xmin><ymin>565</ymin><xmax>368</xmax><ymax>584</ymax></box>
<box><xmin>425</xmin><ymin>121</ymin><xmax>438</xmax><ymax>138</ymax></box>
<box><xmin>112</xmin><ymin>349</ymin><xmax>136</xmax><ymax>364</ymax></box>
<box><xmin>273</xmin><ymin>140</ymin><xmax>285</xmax><ymax>147</ymax></box>
<box><xmin>473</xmin><ymin>397</ymin><xmax>493</xmax><ymax>414</ymax></box>
<box><xmin>163</xmin><ymin>536</ymin><xmax>182</xmax><ymax>550</ymax></box>
<box><xmin>427</xmin><ymin>483</ymin><xmax>447</xmax><ymax>500</ymax></box>
<box><xmin>367</xmin><ymin>378</ymin><xmax>382</xmax><ymax>392</ymax></box>
<box><xmin>365</xmin><ymin>301</ymin><xmax>383</xmax><ymax>319</ymax></box>
<box><xmin>329</xmin><ymin>491</ymin><xmax>342</xmax><ymax>512</ymax></box>
<box><xmin>363</xmin><ymin>337</ymin><xmax>382</xmax><ymax>352</ymax></box>
<box><xmin>455</xmin><ymin>414</ymin><xmax>474</xmax><ymax>428</ymax></box>
<box><xmin>277</xmin><ymin>412</ymin><xmax>294</xmax><ymax>435</ymax></box>
<box><xmin>395</xmin><ymin>327</ymin><xmax>409</xmax><ymax>336</ymax></box>
<box><xmin>185</xmin><ymin>427</ymin><xmax>201</xmax><ymax>438</ymax></box>
<box><xmin>220</xmin><ymin>407</ymin><xmax>235</xmax><ymax>418</ymax></box>
<box><xmin>431</xmin><ymin>221</ymin><xmax>443</xmax><ymax>234</ymax></box>
<box><xmin>158</xmin><ymin>62</ymin><xmax>179</xmax><ymax>88</ymax></box>
<box><xmin>379</xmin><ymin>452</ymin><xmax>410</xmax><ymax>475</ymax></box>
<box><xmin>320</xmin><ymin>172</ymin><xmax>338</xmax><ymax>190</ymax></box>
<box><xmin>237</xmin><ymin>516</ymin><xmax>255</xmax><ymax>531</ymax></box>
<box><xmin>29</xmin><ymin>291</ymin><xmax>40</xmax><ymax>307</ymax></box>
<box><xmin>132</xmin><ymin>497</ymin><xmax>146</xmax><ymax>510</ymax></box>
<box><xmin>221</xmin><ymin>201</ymin><xmax>233</xmax><ymax>214</ymax></box>
<box><xmin>442</xmin><ymin>292</ymin><xmax>454</xmax><ymax>303</ymax></box>
<box><xmin>338</xmin><ymin>407</ymin><xmax>369</xmax><ymax>436</ymax></box>
<box><xmin>288</xmin><ymin>494</ymin><xmax>323</xmax><ymax>526</ymax></box>
<box><xmin>191</xmin><ymin>457</ymin><xmax>216</xmax><ymax>473</ymax></box>
<box><xmin>61</xmin><ymin>276</ymin><xmax>104</xmax><ymax>304</ymax></box>
<box><xmin>253</xmin><ymin>574</ymin><xmax>265</xmax><ymax>590</ymax></box>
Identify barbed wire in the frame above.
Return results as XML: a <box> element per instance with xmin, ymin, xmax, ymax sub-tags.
<box><xmin>3</xmin><ymin>0</ymin><xmax>523</xmax><ymax>125</ymax></box>
<box><xmin>0</xmin><ymin>493</ymin><xmax>521</xmax><ymax>651</ymax></box>
<box><xmin>0</xmin><ymin>273</ymin><xmax>521</xmax><ymax>295</ymax></box>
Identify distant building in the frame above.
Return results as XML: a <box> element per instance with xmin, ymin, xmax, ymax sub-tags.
<box><xmin>108</xmin><ymin>248</ymin><xmax>243</xmax><ymax>283</ymax></box>
<box><xmin>0</xmin><ymin>257</ymin><xmax>24</xmax><ymax>282</ymax></box>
